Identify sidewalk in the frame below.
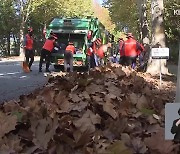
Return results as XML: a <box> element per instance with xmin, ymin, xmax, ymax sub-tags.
<box><xmin>0</xmin><ymin>56</ymin><xmax>40</xmax><ymax>62</ymax></box>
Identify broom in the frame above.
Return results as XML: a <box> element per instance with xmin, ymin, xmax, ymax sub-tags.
<box><xmin>21</xmin><ymin>50</ymin><xmax>30</xmax><ymax>73</ymax></box>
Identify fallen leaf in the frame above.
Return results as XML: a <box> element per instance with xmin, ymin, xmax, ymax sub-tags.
<box><xmin>0</xmin><ymin>135</ymin><xmax>22</xmax><ymax>154</ymax></box>
<box><xmin>136</xmin><ymin>95</ymin><xmax>149</xmax><ymax>110</ymax></box>
<box><xmin>103</xmin><ymin>102</ymin><xmax>118</xmax><ymax>119</ymax></box>
<box><xmin>31</xmin><ymin>116</ymin><xmax>58</xmax><ymax>150</ymax></box>
<box><xmin>113</xmin><ymin>67</ymin><xmax>126</xmax><ymax>77</ymax></box>
<box><xmin>73</xmin><ymin>110</ymin><xmax>101</xmax><ymax>134</ymax></box>
<box><xmin>130</xmin><ymin>137</ymin><xmax>148</xmax><ymax>154</ymax></box>
<box><xmin>73</xmin><ymin>129</ymin><xmax>91</xmax><ymax>147</ymax></box>
<box><xmin>129</xmin><ymin>93</ymin><xmax>138</xmax><ymax>105</ymax></box>
<box><xmin>144</xmin><ymin>128</ymin><xmax>175</xmax><ymax>154</ymax></box>
<box><xmin>69</xmin><ymin>93</ymin><xmax>81</xmax><ymax>103</ymax></box>
<box><xmin>0</xmin><ymin>112</ymin><xmax>17</xmax><ymax>140</ymax></box>
<box><xmin>106</xmin><ymin>140</ymin><xmax>133</xmax><ymax>154</ymax></box>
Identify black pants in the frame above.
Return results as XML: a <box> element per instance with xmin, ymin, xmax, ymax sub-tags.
<box><xmin>119</xmin><ymin>56</ymin><xmax>126</xmax><ymax>65</ymax></box>
<box><xmin>25</xmin><ymin>49</ymin><xmax>34</xmax><ymax>69</ymax></box>
<box><xmin>39</xmin><ymin>49</ymin><xmax>51</xmax><ymax>71</ymax></box>
<box><xmin>125</xmin><ymin>56</ymin><xmax>137</xmax><ymax>69</ymax></box>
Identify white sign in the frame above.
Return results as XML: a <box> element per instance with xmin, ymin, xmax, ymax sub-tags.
<box><xmin>152</xmin><ymin>48</ymin><xmax>169</xmax><ymax>59</ymax></box>
<box><xmin>174</xmin><ymin>9</ymin><xmax>180</xmax><ymax>15</ymax></box>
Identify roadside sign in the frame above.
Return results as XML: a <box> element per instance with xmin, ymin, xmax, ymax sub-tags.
<box><xmin>174</xmin><ymin>9</ymin><xmax>180</xmax><ymax>15</ymax></box>
<box><xmin>152</xmin><ymin>48</ymin><xmax>169</xmax><ymax>59</ymax></box>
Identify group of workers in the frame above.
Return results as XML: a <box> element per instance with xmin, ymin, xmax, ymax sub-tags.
<box><xmin>23</xmin><ymin>27</ymin><xmax>145</xmax><ymax>73</ymax></box>
<box><xmin>115</xmin><ymin>33</ymin><xmax>145</xmax><ymax>69</ymax></box>
<box><xmin>24</xmin><ymin>27</ymin><xmax>75</xmax><ymax>72</ymax></box>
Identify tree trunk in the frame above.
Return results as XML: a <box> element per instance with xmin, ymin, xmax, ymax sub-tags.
<box><xmin>7</xmin><ymin>33</ymin><xmax>11</xmax><ymax>56</ymax></box>
<box><xmin>146</xmin><ymin>0</ymin><xmax>168</xmax><ymax>75</ymax></box>
<box><xmin>19</xmin><ymin>19</ymin><xmax>25</xmax><ymax>57</ymax></box>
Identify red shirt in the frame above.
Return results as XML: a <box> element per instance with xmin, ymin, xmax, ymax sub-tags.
<box><xmin>123</xmin><ymin>38</ymin><xmax>138</xmax><ymax>57</ymax></box>
<box><xmin>66</xmin><ymin>45</ymin><xmax>75</xmax><ymax>54</ymax></box>
<box><xmin>25</xmin><ymin>34</ymin><xmax>33</xmax><ymax>50</ymax></box>
<box><xmin>43</xmin><ymin>39</ymin><xmax>55</xmax><ymax>52</ymax></box>
<box><xmin>119</xmin><ymin>40</ymin><xmax>124</xmax><ymax>56</ymax></box>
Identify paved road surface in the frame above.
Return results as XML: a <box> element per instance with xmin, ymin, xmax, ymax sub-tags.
<box><xmin>0</xmin><ymin>61</ymin><xmax>49</xmax><ymax>103</ymax></box>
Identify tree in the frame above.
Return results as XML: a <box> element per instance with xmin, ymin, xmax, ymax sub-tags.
<box><xmin>146</xmin><ymin>0</ymin><xmax>168</xmax><ymax>74</ymax></box>
<box><xmin>0</xmin><ymin>0</ymin><xmax>18</xmax><ymax>56</ymax></box>
<box><xmin>92</xmin><ymin>1</ymin><xmax>115</xmax><ymax>34</ymax></box>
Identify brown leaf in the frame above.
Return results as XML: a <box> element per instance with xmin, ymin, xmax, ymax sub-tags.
<box><xmin>94</xmin><ymin>139</ymin><xmax>111</xmax><ymax>153</ymax></box>
<box><xmin>129</xmin><ymin>93</ymin><xmax>138</xmax><ymax>105</ymax></box>
<box><xmin>31</xmin><ymin>116</ymin><xmax>58</xmax><ymax>149</ymax></box>
<box><xmin>92</xmin><ymin>95</ymin><xmax>104</xmax><ymax>105</ymax></box>
<box><xmin>41</xmin><ymin>88</ymin><xmax>55</xmax><ymax>103</ymax></box>
<box><xmin>73</xmin><ymin>129</ymin><xmax>91</xmax><ymax>147</ymax></box>
<box><xmin>121</xmin><ymin>133</ymin><xmax>131</xmax><ymax>146</ymax></box>
<box><xmin>105</xmin><ymin>117</ymin><xmax>127</xmax><ymax>138</ymax></box>
<box><xmin>0</xmin><ymin>112</ymin><xmax>17</xmax><ymax>140</ymax></box>
<box><xmin>136</xmin><ymin>95</ymin><xmax>149</xmax><ymax>110</ymax></box>
<box><xmin>69</xmin><ymin>93</ymin><xmax>81</xmax><ymax>103</ymax></box>
<box><xmin>113</xmin><ymin>67</ymin><xmax>126</xmax><ymax>77</ymax></box>
<box><xmin>106</xmin><ymin>140</ymin><xmax>133</xmax><ymax>154</ymax></box>
<box><xmin>55</xmin><ymin>90</ymin><xmax>68</xmax><ymax>105</ymax></box>
<box><xmin>103</xmin><ymin>102</ymin><xmax>118</xmax><ymax>119</ymax></box>
<box><xmin>106</xmin><ymin>83</ymin><xmax>122</xmax><ymax>97</ymax></box>
<box><xmin>3</xmin><ymin>101</ymin><xmax>20</xmax><ymax>113</ymax></box>
<box><xmin>103</xmin><ymin>129</ymin><xmax>115</xmax><ymax>141</ymax></box>
<box><xmin>80</xmin><ymin>91</ymin><xmax>91</xmax><ymax>101</ymax></box>
<box><xmin>72</xmin><ymin>101</ymin><xmax>88</xmax><ymax>112</ymax></box>
<box><xmin>73</xmin><ymin>110</ymin><xmax>101</xmax><ymax>134</ymax></box>
<box><xmin>130</xmin><ymin>137</ymin><xmax>148</xmax><ymax>154</ymax></box>
<box><xmin>144</xmin><ymin>128</ymin><xmax>175</xmax><ymax>154</ymax></box>
<box><xmin>147</xmin><ymin>115</ymin><xmax>158</xmax><ymax>124</ymax></box>
<box><xmin>86</xmin><ymin>83</ymin><xmax>104</xmax><ymax>94</ymax></box>
<box><xmin>0</xmin><ymin>135</ymin><xmax>22</xmax><ymax>154</ymax></box>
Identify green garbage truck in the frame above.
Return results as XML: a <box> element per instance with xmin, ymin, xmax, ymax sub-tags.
<box><xmin>45</xmin><ymin>17</ymin><xmax>111</xmax><ymax>69</ymax></box>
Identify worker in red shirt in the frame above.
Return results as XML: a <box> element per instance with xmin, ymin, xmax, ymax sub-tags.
<box><xmin>23</xmin><ymin>27</ymin><xmax>34</xmax><ymax>71</ymax></box>
<box><xmin>121</xmin><ymin>33</ymin><xmax>144</xmax><ymax>69</ymax></box>
<box><xmin>64</xmin><ymin>42</ymin><xmax>75</xmax><ymax>72</ymax></box>
<box><xmin>39</xmin><ymin>33</ymin><xmax>59</xmax><ymax>72</ymax></box>
<box><xmin>96</xmin><ymin>43</ymin><xmax>111</xmax><ymax>66</ymax></box>
<box><xmin>87</xmin><ymin>43</ymin><xmax>96</xmax><ymax>68</ymax></box>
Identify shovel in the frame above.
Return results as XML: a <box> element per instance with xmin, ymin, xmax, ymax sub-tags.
<box><xmin>22</xmin><ymin>56</ymin><xmax>30</xmax><ymax>73</ymax></box>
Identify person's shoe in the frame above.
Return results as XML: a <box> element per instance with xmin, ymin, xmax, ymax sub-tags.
<box><xmin>39</xmin><ymin>69</ymin><xmax>42</xmax><ymax>72</ymax></box>
<box><xmin>30</xmin><ymin>69</ymin><xmax>32</xmax><ymax>72</ymax></box>
<box><xmin>45</xmin><ymin>69</ymin><xmax>51</xmax><ymax>73</ymax></box>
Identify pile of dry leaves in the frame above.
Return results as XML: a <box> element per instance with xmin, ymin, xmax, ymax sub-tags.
<box><xmin>0</xmin><ymin>63</ymin><xmax>178</xmax><ymax>154</ymax></box>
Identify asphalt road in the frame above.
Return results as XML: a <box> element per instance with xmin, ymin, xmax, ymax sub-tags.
<box><xmin>0</xmin><ymin>61</ymin><xmax>49</xmax><ymax>104</ymax></box>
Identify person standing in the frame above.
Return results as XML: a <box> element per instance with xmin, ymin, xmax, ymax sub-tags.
<box><xmin>121</xmin><ymin>33</ymin><xmax>143</xmax><ymax>69</ymax></box>
<box><xmin>23</xmin><ymin>27</ymin><xmax>34</xmax><ymax>71</ymax></box>
<box><xmin>64</xmin><ymin>42</ymin><xmax>75</xmax><ymax>72</ymax></box>
<box><xmin>87</xmin><ymin>43</ymin><xmax>96</xmax><ymax>69</ymax></box>
<box><xmin>171</xmin><ymin>108</ymin><xmax>180</xmax><ymax>143</ymax></box>
<box><xmin>39</xmin><ymin>33</ymin><xmax>59</xmax><ymax>72</ymax></box>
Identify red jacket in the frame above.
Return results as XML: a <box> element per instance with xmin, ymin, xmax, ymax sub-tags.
<box><xmin>137</xmin><ymin>43</ymin><xmax>145</xmax><ymax>56</ymax></box>
<box><xmin>66</xmin><ymin>45</ymin><xmax>75</xmax><ymax>54</ymax></box>
<box><xmin>25</xmin><ymin>34</ymin><xmax>33</xmax><ymax>50</ymax></box>
<box><xmin>97</xmin><ymin>44</ymin><xmax>109</xmax><ymax>58</ymax></box>
<box><xmin>123</xmin><ymin>38</ymin><xmax>139</xmax><ymax>57</ymax></box>
<box><xmin>43</xmin><ymin>39</ymin><xmax>55</xmax><ymax>52</ymax></box>
<box><xmin>87</xmin><ymin>47</ymin><xmax>93</xmax><ymax>56</ymax></box>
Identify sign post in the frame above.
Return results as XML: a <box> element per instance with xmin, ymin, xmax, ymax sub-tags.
<box><xmin>152</xmin><ymin>48</ymin><xmax>169</xmax><ymax>87</ymax></box>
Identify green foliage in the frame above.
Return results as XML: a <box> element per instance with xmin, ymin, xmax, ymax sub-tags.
<box><xmin>105</xmin><ymin>0</ymin><xmax>139</xmax><ymax>38</ymax></box>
